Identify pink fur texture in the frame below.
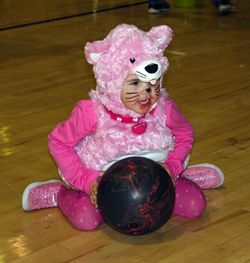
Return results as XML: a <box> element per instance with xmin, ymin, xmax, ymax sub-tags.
<box><xmin>84</xmin><ymin>24</ymin><xmax>173</xmax><ymax>117</ymax></box>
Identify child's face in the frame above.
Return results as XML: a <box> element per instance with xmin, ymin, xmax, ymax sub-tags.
<box><xmin>121</xmin><ymin>74</ymin><xmax>160</xmax><ymax>115</ymax></box>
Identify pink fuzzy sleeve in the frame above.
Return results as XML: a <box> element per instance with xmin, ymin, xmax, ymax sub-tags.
<box><xmin>48</xmin><ymin>100</ymin><xmax>99</xmax><ymax>194</ymax></box>
<box><xmin>164</xmin><ymin>99</ymin><xmax>194</xmax><ymax>178</ymax></box>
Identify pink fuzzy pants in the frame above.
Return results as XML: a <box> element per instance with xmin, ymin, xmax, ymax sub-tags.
<box><xmin>57</xmin><ymin>177</ymin><xmax>206</xmax><ymax>231</ymax></box>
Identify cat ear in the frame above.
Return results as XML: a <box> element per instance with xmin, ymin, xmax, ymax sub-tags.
<box><xmin>84</xmin><ymin>40</ymin><xmax>111</xmax><ymax>65</ymax></box>
<box><xmin>147</xmin><ymin>25</ymin><xmax>173</xmax><ymax>50</ymax></box>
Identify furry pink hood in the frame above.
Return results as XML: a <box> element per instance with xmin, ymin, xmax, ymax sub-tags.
<box><xmin>84</xmin><ymin>24</ymin><xmax>173</xmax><ymax>117</ymax></box>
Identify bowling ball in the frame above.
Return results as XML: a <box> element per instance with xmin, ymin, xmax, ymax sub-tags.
<box><xmin>97</xmin><ymin>157</ymin><xmax>175</xmax><ymax>235</ymax></box>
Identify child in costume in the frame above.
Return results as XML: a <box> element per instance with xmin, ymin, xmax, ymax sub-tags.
<box><xmin>22</xmin><ymin>24</ymin><xmax>224</xmax><ymax>231</ymax></box>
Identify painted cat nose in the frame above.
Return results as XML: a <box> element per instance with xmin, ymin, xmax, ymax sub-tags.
<box><xmin>145</xmin><ymin>63</ymin><xmax>158</xmax><ymax>74</ymax></box>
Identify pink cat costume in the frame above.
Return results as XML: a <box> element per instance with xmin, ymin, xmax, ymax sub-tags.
<box><xmin>22</xmin><ymin>24</ymin><xmax>224</xmax><ymax>231</ymax></box>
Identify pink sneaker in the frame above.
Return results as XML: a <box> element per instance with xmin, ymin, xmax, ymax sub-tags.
<box><xmin>22</xmin><ymin>180</ymin><xmax>62</xmax><ymax>211</ymax></box>
<box><xmin>181</xmin><ymin>163</ymin><xmax>224</xmax><ymax>189</ymax></box>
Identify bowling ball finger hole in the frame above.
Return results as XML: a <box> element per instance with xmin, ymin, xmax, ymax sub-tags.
<box><xmin>129</xmin><ymin>223</ymin><xmax>139</xmax><ymax>229</ymax></box>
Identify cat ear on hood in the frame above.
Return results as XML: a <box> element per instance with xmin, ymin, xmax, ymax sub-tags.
<box><xmin>84</xmin><ymin>39</ymin><xmax>111</xmax><ymax>65</ymax></box>
<box><xmin>147</xmin><ymin>25</ymin><xmax>173</xmax><ymax>50</ymax></box>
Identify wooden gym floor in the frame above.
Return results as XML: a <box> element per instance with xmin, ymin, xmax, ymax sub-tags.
<box><xmin>0</xmin><ymin>1</ymin><xmax>249</xmax><ymax>262</ymax></box>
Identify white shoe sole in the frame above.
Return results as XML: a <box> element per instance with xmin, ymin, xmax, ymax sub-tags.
<box><xmin>218</xmin><ymin>5</ymin><xmax>234</xmax><ymax>14</ymax></box>
<box><xmin>148</xmin><ymin>8</ymin><xmax>169</xmax><ymax>14</ymax></box>
<box><xmin>148</xmin><ymin>8</ymin><xmax>160</xmax><ymax>13</ymax></box>
<box><xmin>188</xmin><ymin>163</ymin><xmax>224</xmax><ymax>188</ymax></box>
<box><xmin>22</xmin><ymin>179</ymin><xmax>61</xmax><ymax>211</ymax></box>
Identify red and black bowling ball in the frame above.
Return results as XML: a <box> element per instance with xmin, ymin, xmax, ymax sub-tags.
<box><xmin>97</xmin><ymin>157</ymin><xmax>175</xmax><ymax>235</ymax></box>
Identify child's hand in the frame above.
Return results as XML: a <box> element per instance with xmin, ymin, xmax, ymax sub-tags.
<box><xmin>90</xmin><ymin>173</ymin><xmax>103</xmax><ymax>208</ymax></box>
<box><xmin>90</xmin><ymin>180</ymin><xmax>99</xmax><ymax>208</ymax></box>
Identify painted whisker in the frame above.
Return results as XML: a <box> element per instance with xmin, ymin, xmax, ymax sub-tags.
<box><xmin>126</xmin><ymin>95</ymin><xmax>139</xmax><ymax>100</ymax></box>
<box><xmin>126</xmin><ymin>92</ymin><xmax>139</xmax><ymax>95</ymax></box>
<box><xmin>126</xmin><ymin>99</ymin><xmax>138</xmax><ymax>102</ymax></box>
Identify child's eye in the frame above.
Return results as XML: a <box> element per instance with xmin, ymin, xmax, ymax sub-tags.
<box><xmin>130</xmin><ymin>81</ymin><xmax>139</xmax><ymax>86</ymax></box>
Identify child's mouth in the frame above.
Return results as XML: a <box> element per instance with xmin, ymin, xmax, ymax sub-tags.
<box><xmin>138</xmin><ymin>99</ymin><xmax>151</xmax><ymax>109</ymax></box>
<box><xmin>138</xmin><ymin>99</ymin><xmax>149</xmax><ymax>105</ymax></box>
